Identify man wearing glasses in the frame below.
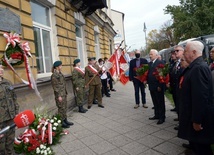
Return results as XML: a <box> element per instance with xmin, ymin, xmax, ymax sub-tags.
<box><xmin>170</xmin><ymin>46</ymin><xmax>184</xmax><ymax>124</ymax></box>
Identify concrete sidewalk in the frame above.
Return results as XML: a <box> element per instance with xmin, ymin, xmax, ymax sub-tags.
<box><xmin>52</xmin><ymin>82</ymin><xmax>188</xmax><ymax>155</ymax></box>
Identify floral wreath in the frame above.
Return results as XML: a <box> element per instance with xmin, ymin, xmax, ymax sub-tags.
<box><xmin>2</xmin><ymin>32</ymin><xmax>31</xmax><ymax>66</ymax></box>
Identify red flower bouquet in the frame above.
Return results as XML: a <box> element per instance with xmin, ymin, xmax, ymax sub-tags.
<box><xmin>153</xmin><ymin>63</ymin><xmax>170</xmax><ymax>84</ymax></box>
<box><xmin>134</xmin><ymin>64</ymin><xmax>149</xmax><ymax>82</ymax></box>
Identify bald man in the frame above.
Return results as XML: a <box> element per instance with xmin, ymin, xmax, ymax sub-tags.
<box><xmin>129</xmin><ymin>50</ymin><xmax>148</xmax><ymax>109</ymax></box>
<box><xmin>178</xmin><ymin>41</ymin><xmax>214</xmax><ymax>155</ymax></box>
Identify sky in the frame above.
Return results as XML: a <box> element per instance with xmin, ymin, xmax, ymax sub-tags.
<box><xmin>111</xmin><ymin>0</ymin><xmax>180</xmax><ymax>51</ymax></box>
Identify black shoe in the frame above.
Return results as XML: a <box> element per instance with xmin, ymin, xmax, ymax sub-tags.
<box><xmin>149</xmin><ymin>116</ymin><xmax>159</xmax><ymax>120</ymax></box>
<box><xmin>79</xmin><ymin>106</ymin><xmax>86</xmax><ymax>113</ymax></box>
<box><xmin>62</xmin><ymin>121</ymin><xmax>70</xmax><ymax>128</ymax></box>
<box><xmin>82</xmin><ymin>107</ymin><xmax>88</xmax><ymax>112</ymax></box>
<box><xmin>111</xmin><ymin>89</ymin><xmax>116</xmax><ymax>91</ymax></box>
<box><xmin>98</xmin><ymin>104</ymin><xmax>104</xmax><ymax>108</ymax></box>
<box><xmin>93</xmin><ymin>100</ymin><xmax>98</xmax><ymax>104</ymax></box>
<box><xmin>157</xmin><ymin>119</ymin><xmax>165</xmax><ymax>124</ymax></box>
<box><xmin>182</xmin><ymin>143</ymin><xmax>193</xmax><ymax>150</ymax></box>
<box><xmin>64</xmin><ymin>119</ymin><xmax>74</xmax><ymax>126</ymax></box>
<box><xmin>174</xmin><ymin>118</ymin><xmax>179</xmax><ymax>121</ymax></box>
<box><xmin>170</xmin><ymin>108</ymin><xmax>177</xmax><ymax>112</ymax></box>
<box><xmin>106</xmin><ymin>94</ymin><xmax>111</xmax><ymax>97</ymax></box>
<box><xmin>174</xmin><ymin>126</ymin><xmax>179</xmax><ymax>130</ymax></box>
<box><xmin>152</xmin><ymin>107</ymin><xmax>155</xmax><ymax>109</ymax></box>
<box><xmin>88</xmin><ymin>106</ymin><xmax>91</xmax><ymax>109</ymax></box>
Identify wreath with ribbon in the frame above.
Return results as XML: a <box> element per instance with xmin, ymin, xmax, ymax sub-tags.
<box><xmin>2</xmin><ymin>32</ymin><xmax>31</xmax><ymax>66</ymax></box>
<box><xmin>2</xmin><ymin>32</ymin><xmax>42</xmax><ymax>101</ymax></box>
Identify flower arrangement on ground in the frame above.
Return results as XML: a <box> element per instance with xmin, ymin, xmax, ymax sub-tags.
<box><xmin>153</xmin><ymin>63</ymin><xmax>170</xmax><ymax>84</ymax></box>
<box><xmin>14</xmin><ymin>114</ymin><xmax>68</xmax><ymax>155</ymax></box>
<box><xmin>134</xmin><ymin>64</ymin><xmax>149</xmax><ymax>82</ymax></box>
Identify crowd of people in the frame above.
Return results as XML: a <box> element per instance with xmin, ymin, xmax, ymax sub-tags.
<box><xmin>1</xmin><ymin>40</ymin><xmax>214</xmax><ymax>155</ymax></box>
<box><xmin>129</xmin><ymin>41</ymin><xmax>214</xmax><ymax>155</ymax></box>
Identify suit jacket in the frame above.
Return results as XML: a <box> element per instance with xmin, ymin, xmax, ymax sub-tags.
<box><xmin>129</xmin><ymin>58</ymin><xmax>148</xmax><ymax>81</ymax></box>
<box><xmin>178</xmin><ymin>56</ymin><xmax>214</xmax><ymax>144</ymax></box>
<box><xmin>85</xmin><ymin>64</ymin><xmax>101</xmax><ymax>86</ymax></box>
<box><xmin>169</xmin><ymin>60</ymin><xmax>183</xmax><ymax>89</ymax></box>
<box><xmin>147</xmin><ymin>59</ymin><xmax>165</xmax><ymax>91</ymax></box>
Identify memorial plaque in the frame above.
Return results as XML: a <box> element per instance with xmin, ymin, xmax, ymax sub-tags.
<box><xmin>0</xmin><ymin>8</ymin><xmax>21</xmax><ymax>34</ymax></box>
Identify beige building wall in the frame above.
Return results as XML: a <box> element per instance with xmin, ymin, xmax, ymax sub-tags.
<box><xmin>0</xmin><ymin>0</ymin><xmax>116</xmax><ymax>114</ymax></box>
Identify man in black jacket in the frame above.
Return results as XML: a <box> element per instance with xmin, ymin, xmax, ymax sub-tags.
<box><xmin>129</xmin><ymin>50</ymin><xmax>148</xmax><ymax>109</ymax></box>
<box><xmin>178</xmin><ymin>41</ymin><xmax>214</xmax><ymax>155</ymax></box>
<box><xmin>147</xmin><ymin>49</ymin><xmax>166</xmax><ymax>124</ymax></box>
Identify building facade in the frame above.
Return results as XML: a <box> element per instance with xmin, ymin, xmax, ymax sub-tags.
<box><xmin>0</xmin><ymin>0</ymin><xmax>116</xmax><ymax>113</ymax></box>
<box><xmin>111</xmin><ymin>9</ymin><xmax>126</xmax><ymax>50</ymax></box>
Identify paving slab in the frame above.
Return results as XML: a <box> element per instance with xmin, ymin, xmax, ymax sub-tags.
<box><xmin>54</xmin><ymin>82</ymin><xmax>186</xmax><ymax>155</ymax></box>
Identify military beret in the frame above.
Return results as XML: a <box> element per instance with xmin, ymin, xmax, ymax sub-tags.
<box><xmin>73</xmin><ymin>59</ymin><xmax>80</xmax><ymax>65</ymax></box>
<box><xmin>88</xmin><ymin>57</ymin><xmax>96</xmax><ymax>61</ymax></box>
<box><xmin>53</xmin><ymin>61</ymin><xmax>62</xmax><ymax>68</ymax></box>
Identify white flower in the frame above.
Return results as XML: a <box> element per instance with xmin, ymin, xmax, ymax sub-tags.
<box><xmin>48</xmin><ymin>150</ymin><xmax>52</xmax><ymax>154</ymax></box>
<box><xmin>40</xmin><ymin>144</ymin><xmax>44</xmax><ymax>149</ymax></box>
<box><xmin>57</xmin><ymin>120</ymin><xmax>61</xmax><ymax>123</ymax></box>
<box><xmin>43</xmin><ymin>145</ymin><xmax>46</xmax><ymax>149</ymax></box>
<box><xmin>50</xmin><ymin>119</ymin><xmax>54</xmax><ymax>123</ymax></box>
<box><xmin>36</xmin><ymin>147</ymin><xmax>40</xmax><ymax>153</ymax></box>
<box><xmin>41</xmin><ymin>150</ymin><xmax>44</xmax><ymax>154</ymax></box>
<box><xmin>38</xmin><ymin>118</ymin><xmax>41</xmax><ymax>122</ymax></box>
<box><xmin>53</xmin><ymin>127</ymin><xmax>56</xmax><ymax>130</ymax></box>
<box><xmin>44</xmin><ymin>150</ymin><xmax>47</xmax><ymax>155</ymax></box>
<box><xmin>47</xmin><ymin>147</ymin><xmax>50</xmax><ymax>151</ymax></box>
<box><xmin>54</xmin><ymin>117</ymin><xmax>57</xmax><ymax>120</ymax></box>
<box><xmin>37</xmin><ymin>125</ymin><xmax>40</xmax><ymax>129</ymax></box>
<box><xmin>42</xmin><ymin>126</ymin><xmax>46</xmax><ymax>131</ymax></box>
<box><xmin>53</xmin><ymin>123</ymin><xmax>58</xmax><ymax>126</ymax></box>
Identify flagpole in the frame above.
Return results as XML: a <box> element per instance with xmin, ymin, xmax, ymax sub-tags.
<box><xmin>143</xmin><ymin>22</ymin><xmax>147</xmax><ymax>53</ymax></box>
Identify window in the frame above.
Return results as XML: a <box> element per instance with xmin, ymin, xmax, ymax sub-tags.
<box><xmin>31</xmin><ymin>1</ymin><xmax>53</xmax><ymax>74</ymax></box>
<box><xmin>94</xmin><ymin>34</ymin><xmax>100</xmax><ymax>59</ymax></box>
<box><xmin>75</xmin><ymin>24</ymin><xmax>85</xmax><ymax>68</ymax></box>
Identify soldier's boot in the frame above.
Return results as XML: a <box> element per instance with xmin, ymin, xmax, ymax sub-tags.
<box><xmin>82</xmin><ymin>106</ymin><xmax>88</xmax><ymax>112</ymax></box>
<box><xmin>62</xmin><ymin>120</ymin><xmax>70</xmax><ymax>128</ymax></box>
<box><xmin>64</xmin><ymin>118</ymin><xmax>74</xmax><ymax>126</ymax></box>
<box><xmin>79</xmin><ymin>106</ymin><xmax>86</xmax><ymax>113</ymax></box>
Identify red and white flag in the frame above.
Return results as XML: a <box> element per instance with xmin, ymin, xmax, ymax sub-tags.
<box><xmin>104</xmin><ymin>47</ymin><xmax>129</xmax><ymax>85</ymax></box>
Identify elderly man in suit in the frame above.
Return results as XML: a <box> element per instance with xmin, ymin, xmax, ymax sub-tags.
<box><xmin>147</xmin><ymin>49</ymin><xmax>166</xmax><ymax>124</ymax></box>
<box><xmin>129</xmin><ymin>50</ymin><xmax>148</xmax><ymax>109</ymax></box>
<box><xmin>178</xmin><ymin>41</ymin><xmax>214</xmax><ymax>155</ymax></box>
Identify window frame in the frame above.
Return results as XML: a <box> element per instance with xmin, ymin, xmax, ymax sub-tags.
<box><xmin>31</xmin><ymin>1</ymin><xmax>55</xmax><ymax>78</ymax></box>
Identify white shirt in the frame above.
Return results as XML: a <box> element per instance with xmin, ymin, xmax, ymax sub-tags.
<box><xmin>99</xmin><ymin>65</ymin><xmax>107</xmax><ymax>79</ymax></box>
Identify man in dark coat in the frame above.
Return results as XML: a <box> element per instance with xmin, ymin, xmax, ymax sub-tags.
<box><xmin>147</xmin><ymin>49</ymin><xmax>166</xmax><ymax>124</ymax></box>
<box><xmin>178</xmin><ymin>41</ymin><xmax>214</xmax><ymax>155</ymax></box>
<box><xmin>129</xmin><ymin>50</ymin><xmax>148</xmax><ymax>109</ymax></box>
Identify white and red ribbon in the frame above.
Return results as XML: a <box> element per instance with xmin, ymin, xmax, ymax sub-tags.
<box><xmin>87</xmin><ymin>65</ymin><xmax>98</xmax><ymax>74</ymax></box>
<box><xmin>48</xmin><ymin>123</ymin><xmax>52</xmax><ymax>144</ymax></box>
<box><xmin>74</xmin><ymin>67</ymin><xmax>85</xmax><ymax>75</ymax></box>
<box><xmin>3</xmin><ymin>32</ymin><xmax>42</xmax><ymax>101</ymax></box>
<box><xmin>3</xmin><ymin>32</ymin><xmax>20</xmax><ymax>50</ymax></box>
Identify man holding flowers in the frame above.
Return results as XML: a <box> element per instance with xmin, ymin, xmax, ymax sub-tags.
<box><xmin>129</xmin><ymin>50</ymin><xmax>148</xmax><ymax>109</ymax></box>
<box><xmin>147</xmin><ymin>49</ymin><xmax>166</xmax><ymax>124</ymax></box>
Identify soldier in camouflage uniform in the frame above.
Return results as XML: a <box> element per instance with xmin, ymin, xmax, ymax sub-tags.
<box><xmin>0</xmin><ymin>65</ymin><xmax>19</xmax><ymax>155</ymax></box>
<box><xmin>85</xmin><ymin>57</ymin><xmax>104</xmax><ymax>109</ymax></box>
<box><xmin>72</xmin><ymin>59</ymin><xmax>88</xmax><ymax>113</ymax></box>
<box><xmin>51</xmin><ymin>61</ymin><xmax>73</xmax><ymax>128</ymax></box>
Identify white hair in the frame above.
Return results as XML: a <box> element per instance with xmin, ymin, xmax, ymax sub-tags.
<box><xmin>187</xmin><ymin>41</ymin><xmax>204</xmax><ymax>54</ymax></box>
<box><xmin>150</xmin><ymin>49</ymin><xmax>158</xmax><ymax>55</ymax></box>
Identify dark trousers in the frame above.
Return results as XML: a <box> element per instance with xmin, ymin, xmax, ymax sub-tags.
<box><xmin>171</xmin><ymin>86</ymin><xmax>177</xmax><ymax>111</ymax></box>
<box><xmin>107</xmin><ymin>72</ymin><xmax>113</xmax><ymax>90</ymax></box>
<box><xmin>192</xmin><ymin>142</ymin><xmax>213</xmax><ymax>155</ymax></box>
<box><xmin>101</xmin><ymin>78</ymin><xmax>108</xmax><ymax>95</ymax></box>
<box><xmin>150</xmin><ymin>90</ymin><xmax>165</xmax><ymax>120</ymax></box>
<box><xmin>133</xmin><ymin>79</ymin><xmax>146</xmax><ymax>104</ymax></box>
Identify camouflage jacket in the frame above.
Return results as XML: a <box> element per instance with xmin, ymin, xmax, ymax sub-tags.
<box><xmin>72</xmin><ymin>68</ymin><xmax>85</xmax><ymax>89</ymax></box>
<box><xmin>0</xmin><ymin>78</ymin><xmax>19</xmax><ymax>123</ymax></box>
<box><xmin>85</xmin><ymin>64</ymin><xmax>101</xmax><ymax>86</ymax></box>
<box><xmin>51</xmin><ymin>71</ymin><xmax>67</xmax><ymax>98</ymax></box>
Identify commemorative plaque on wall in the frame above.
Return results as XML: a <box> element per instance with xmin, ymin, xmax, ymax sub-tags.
<box><xmin>0</xmin><ymin>8</ymin><xmax>21</xmax><ymax>34</ymax></box>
